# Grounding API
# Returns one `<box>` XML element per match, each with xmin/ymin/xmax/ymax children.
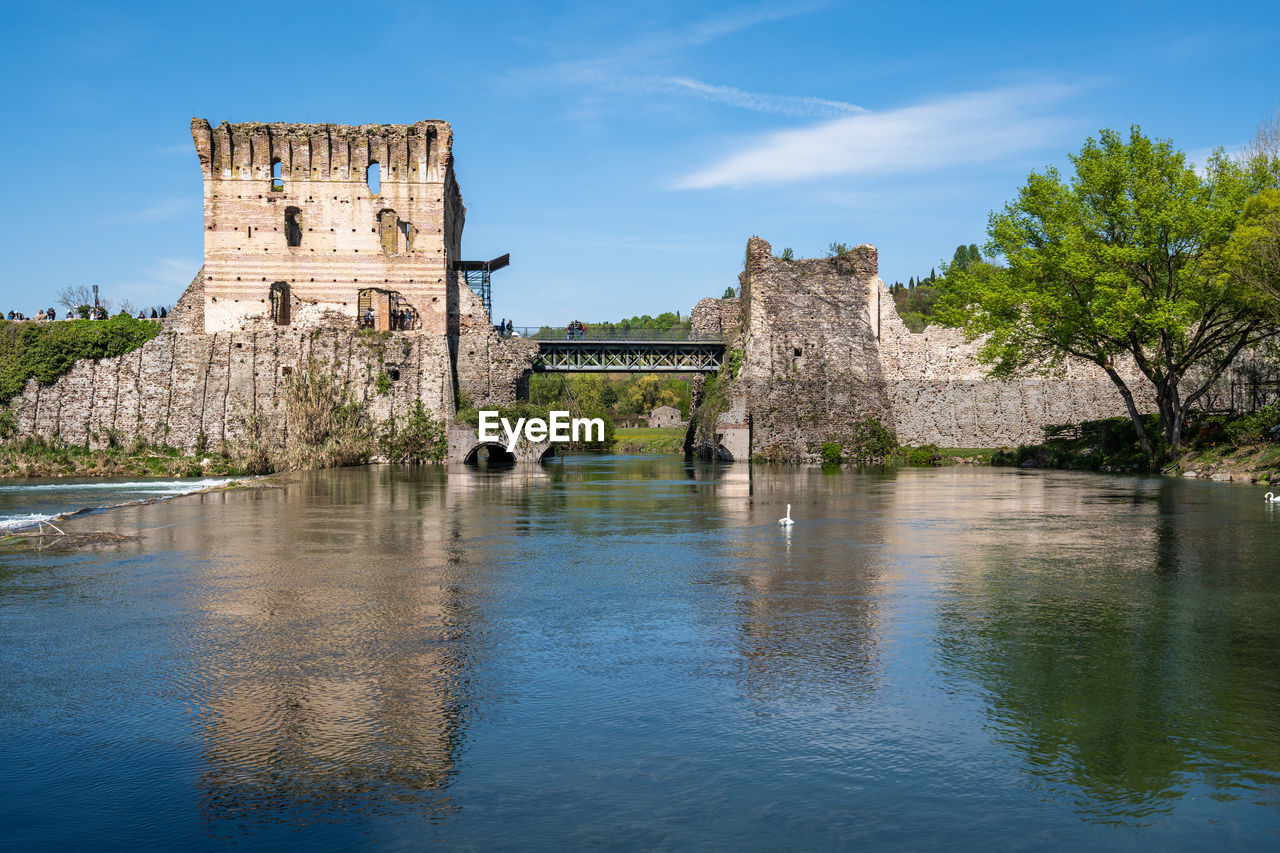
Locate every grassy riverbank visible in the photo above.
<box><xmin>0</xmin><ymin>437</ymin><xmax>250</xmax><ymax>478</ymax></box>
<box><xmin>613</xmin><ymin>427</ymin><xmax>685</xmax><ymax>454</ymax></box>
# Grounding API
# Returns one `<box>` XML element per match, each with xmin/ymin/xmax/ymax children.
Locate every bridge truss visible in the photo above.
<box><xmin>534</xmin><ymin>340</ymin><xmax>725</xmax><ymax>373</ymax></box>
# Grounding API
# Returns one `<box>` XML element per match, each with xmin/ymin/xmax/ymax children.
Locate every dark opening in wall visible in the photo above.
<box><xmin>377</xmin><ymin>209</ymin><xmax>398</xmax><ymax>254</ymax></box>
<box><xmin>388</xmin><ymin>368</ymin><xmax>400</xmax><ymax>381</ymax></box>
<box><xmin>271</xmin><ymin>160</ymin><xmax>284</xmax><ymax>192</ymax></box>
<box><xmin>270</xmin><ymin>282</ymin><xmax>291</xmax><ymax>326</ymax></box>
<box><xmin>793</xmin><ymin>347</ymin><xmax>803</xmax><ymax>357</ymax></box>
<box><xmin>284</xmin><ymin>207</ymin><xmax>302</xmax><ymax>247</ymax></box>
<box><xmin>367</xmin><ymin>161</ymin><xmax>381</xmax><ymax>194</ymax></box>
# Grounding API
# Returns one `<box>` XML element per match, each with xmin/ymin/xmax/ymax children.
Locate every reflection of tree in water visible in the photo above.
<box><xmin>175</xmin><ymin>467</ymin><xmax>485</xmax><ymax>828</ymax></box>
<box><xmin>934</xmin><ymin>484</ymin><xmax>1280</xmax><ymax>823</ymax></box>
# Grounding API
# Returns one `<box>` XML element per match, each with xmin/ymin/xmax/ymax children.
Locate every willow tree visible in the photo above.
<box><xmin>939</xmin><ymin>126</ymin><xmax>1280</xmax><ymax>461</ymax></box>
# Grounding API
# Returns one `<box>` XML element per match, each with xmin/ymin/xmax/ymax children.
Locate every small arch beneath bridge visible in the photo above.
<box><xmin>463</xmin><ymin>443</ymin><xmax>517</xmax><ymax>467</ymax></box>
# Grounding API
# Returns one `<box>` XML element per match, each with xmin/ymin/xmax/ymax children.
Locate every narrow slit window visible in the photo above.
<box><xmin>367</xmin><ymin>161</ymin><xmax>381</xmax><ymax>194</ymax></box>
<box><xmin>271</xmin><ymin>160</ymin><xmax>284</xmax><ymax>192</ymax></box>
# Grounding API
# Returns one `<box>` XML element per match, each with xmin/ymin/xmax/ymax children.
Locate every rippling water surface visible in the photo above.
<box><xmin>2</xmin><ymin>458</ymin><xmax>1279</xmax><ymax>849</ymax></box>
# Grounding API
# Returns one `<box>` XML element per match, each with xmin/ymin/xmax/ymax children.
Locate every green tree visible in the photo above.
<box><xmin>1221</xmin><ymin>188</ymin><xmax>1280</xmax><ymax>304</ymax></box>
<box><xmin>722</xmin><ymin>286</ymin><xmax>736</xmax><ymax>298</ymax></box>
<box><xmin>625</xmin><ymin>374</ymin><xmax>679</xmax><ymax>413</ymax></box>
<box><xmin>951</xmin><ymin>243</ymin><xmax>983</xmax><ymax>270</ymax></box>
<box><xmin>939</xmin><ymin>126</ymin><xmax>1280</xmax><ymax>460</ymax></box>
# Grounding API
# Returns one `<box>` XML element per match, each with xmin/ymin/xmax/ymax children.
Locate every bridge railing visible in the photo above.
<box><xmin>496</xmin><ymin>325</ymin><xmax>724</xmax><ymax>342</ymax></box>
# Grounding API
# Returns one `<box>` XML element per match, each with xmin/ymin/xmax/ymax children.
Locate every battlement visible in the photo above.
<box><xmin>190</xmin><ymin>118</ymin><xmax>455</xmax><ymax>184</ymax></box>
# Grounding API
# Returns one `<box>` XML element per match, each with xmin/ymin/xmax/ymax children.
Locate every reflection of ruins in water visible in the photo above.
<box><xmin>141</xmin><ymin>466</ymin><xmax>539</xmax><ymax>826</ymax></box>
<box><xmin>690</xmin><ymin>466</ymin><xmax>896</xmax><ymax>706</ymax></box>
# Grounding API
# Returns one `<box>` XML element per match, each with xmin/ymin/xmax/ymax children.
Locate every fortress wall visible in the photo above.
<box><xmin>8</xmin><ymin>331</ymin><xmax>455</xmax><ymax>452</ymax></box>
<box><xmin>873</xmin><ymin>279</ymin><xmax>1149</xmax><ymax>447</ymax></box>
<box><xmin>717</xmin><ymin>237</ymin><xmax>1155</xmax><ymax>460</ymax></box>
<box><xmin>452</xmin><ymin>332</ymin><xmax>539</xmax><ymax>409</ymax></box>
<box><xmin>733</xmin><ymin>238</ymin><xmax>893</xmax><ymax>463</ymax></box>
<box><xmin>691</xmin><ymin>296</ymin><xmax>741</xmax><ymax>339</ymax></box>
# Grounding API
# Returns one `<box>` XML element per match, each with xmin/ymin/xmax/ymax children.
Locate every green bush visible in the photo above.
<box><xmin>723</xmin><ymin>348</ymin><xmax>742</xmax><ymax>380</ymax></box>
<box><xmin>379</xmin><ymin>400</ymin><xmax>447</xmax><ymax>462</ymax></box>
<box><xmin>820</xmin><ymin>441</ymin><xmax>842</xmax><ymax>464</ymax></box>
<box><xmin>905</xmin><ymin>444</ymin><xmax>941</xmax><ymax>466</ymax></box>
<box><xmin>0</xmin><ymin>316</ymin><xmax>162</xmax><ymax>405</ymax></box>
<box><xmin>847</xmin><ymin>416</ymin><xmax>897</xmax><ymax>462</ymax></box>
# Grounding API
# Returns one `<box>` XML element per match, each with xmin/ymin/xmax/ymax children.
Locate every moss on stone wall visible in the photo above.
<box><xmin>0</xmin><ymin>317</ymin><xmax>162</xmax><ymax>406</ymax></box>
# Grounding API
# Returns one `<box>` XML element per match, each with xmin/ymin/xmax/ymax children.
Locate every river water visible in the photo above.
<box><xmin>1</xmin><ymin>457</ymin><xmax>1278</xmax><ymax>849</ymax></box>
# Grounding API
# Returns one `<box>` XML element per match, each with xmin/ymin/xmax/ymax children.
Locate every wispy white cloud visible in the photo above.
<box><xmin>505</xmin><ymin>3</ymin><xmax>827</xmax><ymax>90</ymax></box>
<box><xmin>657</xmin><ymin>77</ymin><xmax>863</xmax><ymax>118</ymax></box>
<box><xmin>674</xmin><ymin>83</ymin><xmax>1081</xmax><ymax>189</ymax></box>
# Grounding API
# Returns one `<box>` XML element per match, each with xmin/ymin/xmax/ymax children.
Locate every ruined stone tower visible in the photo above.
<box><xmin>190</xmin><ymin>119</ymin><xmax>465</xmax><ymax>334</ymax></box>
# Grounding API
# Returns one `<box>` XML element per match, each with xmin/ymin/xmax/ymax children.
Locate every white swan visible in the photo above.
<box><xmin>779</xmin><ymin>504</ymin><xmax>795</xmax><ymax>526</ymax></box>
<box><xmin>1266</xmin><ymin>492</ymin><xmax>1280</xmax><ymax>503</ymax></box>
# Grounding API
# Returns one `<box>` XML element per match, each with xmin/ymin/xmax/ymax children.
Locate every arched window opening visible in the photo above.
<box><xmin>366</xmin><ymin>161</ymin><xmax>381</xmax><ymax>194</ymax></box>
<box><xmin>271</xmin><ymin>160</ymin><xmax>284</xmax><ymax>192</ymax></box>
<box><xmin>284</xmin><ymin>207</ymin><xmax>302</xmax><ymax>247</ymax></box>
<box><xmin>270</xmin><ymin>282</ymin><xmax>291</xmax><ymax>326</ymax></box>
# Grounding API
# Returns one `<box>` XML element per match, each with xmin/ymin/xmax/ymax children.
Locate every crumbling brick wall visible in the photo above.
<box><xmin>691</xmin><ymin>297</ymin><xmax>741</xmax><ymax>340</ymax></box>
<box><xmin>873</xmin><ymin>279</ymin><xmax>1150</xmax><ymax>446</ymax></box>
<box><xmin>190</xmin><ymin>118</ymin><xmax>461</xmax><ymax>335</ymax></box>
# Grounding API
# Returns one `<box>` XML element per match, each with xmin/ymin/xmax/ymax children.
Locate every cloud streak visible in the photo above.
<box><xmin>674</xmin><ymin>84</ymin><xmax>1080</xmax><ymax>189</ymax></box>
<box><xmin>505</xmin><ymin>2</ymin><xmax>827</xmax><ymax>90</ymax></box>
<box><xmin>658</xmin><ymin>77</ymin><xmax>863</xmax><ymax>118</ymax></box>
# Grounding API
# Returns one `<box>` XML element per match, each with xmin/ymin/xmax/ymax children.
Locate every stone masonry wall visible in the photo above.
<box><xmin>873</xmin><ymin>279</ymin><xmax>1151</xmax><ymax>446</ymax></box>
<box><xmin>691</xmin><ymin>296</ymin><xmax>741</xmax><ymax>340</ymax></box>
<box><xmin>7</xmin><ymin>329</ymin><xmax>455</xmax><ymax>452</ymax></box>
<box><xmin>721</xmin><ymin>237</ymin><xmax>1156</xmax><ymax>459</ymax></box>
<box><xmin>734</xmin><ymin>237</ymin><xmax>893</xmax><ymax>463</ymax></box>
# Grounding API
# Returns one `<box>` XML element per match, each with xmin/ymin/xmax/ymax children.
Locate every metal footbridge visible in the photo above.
<box><xmin>502</xmin><ymin>326</ymin><xmax>725</xmax><ymax>373</ymax></box>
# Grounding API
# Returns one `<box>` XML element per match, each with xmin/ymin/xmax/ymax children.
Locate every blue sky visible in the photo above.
<box><xmin>1</xmin><ymin>0</ymin><xmax>1277</xmax><ymax>323</ymax></box>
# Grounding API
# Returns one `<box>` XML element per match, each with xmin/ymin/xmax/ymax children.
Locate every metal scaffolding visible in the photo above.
<box><xmin>453</xmin><ymin>254</ymin><xmax>510</xmax><ymax>319</ymax></box>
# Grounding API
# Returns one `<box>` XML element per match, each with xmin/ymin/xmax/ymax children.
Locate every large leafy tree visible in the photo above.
<box><xmin>939</xmin><ymin>127</ymin><xmax>1280</xmax><ymax>461</ymax></box>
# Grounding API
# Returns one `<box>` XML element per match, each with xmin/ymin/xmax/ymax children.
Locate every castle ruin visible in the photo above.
<box><xmin>2</xmin><ymin>118</ymin><xmax>1149</xmax><ymax>464</ymax></box>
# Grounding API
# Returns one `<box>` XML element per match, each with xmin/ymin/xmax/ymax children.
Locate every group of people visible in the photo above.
<box><xmin>359</xmin><ymin>307</ymin><xmax>417</xmax><ymax>331</ymax></box>
<box><xmin>4</xmin><ymin>305</ymin><xmax>165</xmax><ymax>321</ymax></box>
<box><xmin>565</xmin><ymin>320</ymin><xmax>587</xmax><ymax>340</ymax></box>
<box><xmin>495</xmin><ymin>318</ymin><xmax>516</xmax><ymax>338</ymax></box>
